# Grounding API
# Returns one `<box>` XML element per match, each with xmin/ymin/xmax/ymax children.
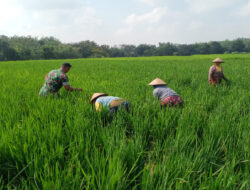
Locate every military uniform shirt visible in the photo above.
<box><xmin>39</xmin><ymin>69</ymin><xmax>69</xmax><ymax>96</ymax></box>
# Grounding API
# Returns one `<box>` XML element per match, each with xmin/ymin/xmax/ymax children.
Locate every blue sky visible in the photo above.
<box><xmin>0</xmin><ymin>0</ymin><xmax>250</xmax><ymax>45</ymax></box>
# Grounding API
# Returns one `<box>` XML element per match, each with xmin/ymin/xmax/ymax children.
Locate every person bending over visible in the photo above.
<box><xmin>90</xmin><ymin>93</ymin><xmax>130</xmax><ymax>114</ymax></box>
<box><xmin>39</xmin><ymin>63</ymin><xmax>82</xmax><ymax>96</ymax></box>
<box><xmin>149</xmin><ymin>78</ymin><xmax>183</xmax><ymax>107</ymax></box>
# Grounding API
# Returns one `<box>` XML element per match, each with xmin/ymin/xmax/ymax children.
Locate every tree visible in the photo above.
<box><xmin>39</xmin><ymin>37</ymin><xmax>61</xmax><ymax>46</ymax></box>
<box><xmin>100</xmin><ymin>45</ymin><xmax>111</xmax><ymax>57</ymax></box>
<box><xmin>0</xmin><ymin>35</ymin><xmax>250</xmax><ymax>60</ymax></box>
<box><xmin>0</xmin><ymin>38</ymin><xmax>19</xmax><ymax>60</ymax></box>
<box><xmin>135</xmin><ymin>44</ymin><xmax>156</xmax><ymax>56</ymax></box>
<box><xmin>43</xmin><ymin>46</ymin><xmax>55</xmax><ymax>59</ymax></box>
<box><xmin>220</xmin><ymin>40</ymin><xmax>232</xmax><ymax>53</ymax></box>
<box><xmin>232</xmin><ymin>39</ymin><xmax>245</xmax><ymax>52</ymax></box>
<box><xmin>157</xmin><ymin>43</ymin><xmax>177</xmax><ymax>56</ymax></box>
<box><xmin>209</xmin><ymin>41</ymin><xmax>224</xmax><ymax>54</ymax></box>
<box><xmin>120</xmin><ymin>45</ymin><xmax>136</xmax><ymax>57</ymax></box>
<box><xmin>197</xmin><ymin>43</ymin><xmax>211</xmax><ymax>54</ymax></box>
<box><xmin>74</xmin><ymin>40</ymin><xmax>99</xmax><ymax>58</ymax></box>
<box><xmin>55</xmin><ymin>44</ymin><xmax>81</xmax><ymax>59</ymax></box>
<box><xmin>243</xmin><ymin>39</ymin><xmax>250</xmax><ymax>52</ymax></box>
<box><xmin>109</xmin><ymin>47</ymin><xmax>124</xmax><ymax>57</ymax></box>
<box><xmin>176</xmin><ymin>44</ymin><xmax>195</xmax><ymax>55</ymax></box>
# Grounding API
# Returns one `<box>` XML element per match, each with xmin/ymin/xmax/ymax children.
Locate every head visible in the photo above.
<box><xmin>90</xmin><ymin>93</ymin><xmax>108</xmax><ymax>104</ymax></box>
<box><xmin>61</xmin><ymin>62</ymin><xmax>72</xmax><ymax>73</ymax></box>
<box><xmin>148</xmin><ymin>78</ymin><xmax>167</xmax><ymax>87</ymax></box>
<box><xmin>153</xmin><ymin>85</ymin><xmax>166</xmax><ymax>89</ymax></box>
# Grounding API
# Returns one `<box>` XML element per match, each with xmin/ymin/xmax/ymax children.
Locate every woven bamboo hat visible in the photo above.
<box><xmin>148</xmin><ymin>78</ymin><xmax>167</xmax><ymax>86</ymax></box>
<box><xmin>90</xmin><ymin>93</ymin><xmax>108</xmax><ymax>103</ymax></box>
<box><xmin>213</xmin><ymin>58</ymin><xmax>224</xmax><ymax>63</ymax></box>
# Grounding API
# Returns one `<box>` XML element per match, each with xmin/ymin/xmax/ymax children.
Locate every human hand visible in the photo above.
<box><xmin>76</xmin><ymin>88</ymin><xmax>82</xmax><ymax>91</ymax></box>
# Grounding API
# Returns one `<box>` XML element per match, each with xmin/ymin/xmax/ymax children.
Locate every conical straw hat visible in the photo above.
<box><xmin>148</xmin><ymin>78</ymin><xmax>167</xmax><ymax>86</ymax></box>
<box><xmin>212</xmin><ymin>58</ymin><xmax>224</xmax><ymax>63</ymax></box>
<box><xmin>90</xmin><ymin>93</ymin><xmax>108</xmax><ymax>103</ymax></box>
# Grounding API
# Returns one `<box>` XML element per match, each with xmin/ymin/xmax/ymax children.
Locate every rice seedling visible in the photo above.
<box><xmin>0</xmin><ymin>54</ymin><xmax>249</xmax><ymax>189</ymax></box>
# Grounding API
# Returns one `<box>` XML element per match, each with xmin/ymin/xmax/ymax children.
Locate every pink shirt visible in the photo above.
<box><xmin>208</xmin><ymin>65</ymin><xmax>225</xmax><ymax>84</ymax></box>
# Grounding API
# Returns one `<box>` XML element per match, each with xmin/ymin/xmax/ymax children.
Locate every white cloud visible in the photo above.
<box><xmin>124</xmin><ymin>7</ymin><xmax>167</xmax><ymax>25</ymax></box>
<box><xmin>187</xmin><ymin>21</ymin><xmax>203</xmax><ymax>31</ymax></box>
<box><xmin>237</xmin><ymin>0</ymin><xmax>250</xmax><ymax>16</ymax></box>
<box><xmin>1</xmin><ymin>0</ymin><xmax>249</xmax><ymax>45</ymax></box>
<box><xmin>115</xmin><ymin>27</ymin><xmax>133</xmax><ymax>36</ymax></box>
<box><xmin>114</xmin><ymin>7</ymin><xmax>168</xmax><ymax>43</ymax></box>
<box><xmin>31</xmin><ymin>7</ymin><xmax>102</xmax><ymax>42</ymax></box>
<box><xmin>114</xmin><ymin>7</ymin><xmax>192</xmax><ymax>44</ymax></box>
<box><xmin>14</xmin><ymin>0</ymin><xmax>85</xmax><ymax>10</ymax></box>
<box><xmin>137</xmin><ymin>0</ymin><xmax>157</xmax><ymax>6</ymax></box>
<box><xmin>0</xmin><ymin>0</ymin><xmax>102</xmax><ymax>43</ymax></box>
<box><xmin>185</xmin><ymin>0</ymin><xmax>234</xmax><ymax>13</ymax></box>
<box><xmin>0</xmin><ymin>1</ymin><xmax>22</xmax><ymax>27</ymax></box>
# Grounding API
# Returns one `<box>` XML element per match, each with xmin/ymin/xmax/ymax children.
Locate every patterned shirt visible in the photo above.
<box><xmin>39</xmin><ymin>69</ymin><xmax>69</xmax><ymax>96</ymax></box>
<box><xmin>208</xmin><ymin>65</ymin><xmax>225</xmax><ymax>84</ymax></box>
<box><xmin>153</xmin><ymin>86</ymin><xmax>179</xmax><ymax>101</ymax></box>
<box><xmin>95</xmin><ymin>96</ymin><xmax>124</xmax><ymax>111</ymax></box>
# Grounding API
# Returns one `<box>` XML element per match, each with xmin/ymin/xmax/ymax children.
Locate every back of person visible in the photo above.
<box><xmin>96</xmin><ymin>96</ymin><xmax>121</xmax><ymax>109</ymax></box>
<box><xmin>148</xmin><ymin>78</ymin><xmax>183</xmax><ymax>107</ymax></box>
<box><xmin>39</xmin><ymin>63</ymin><xmax>82</xmax><ymax>97</ymax></box>
<box><xmin>45</xmin><ymin>69</ymin><xmax>66</xmax><ymax>92</ymax></box>
<box><xmin>153</xmin><ymin>86</ymin><xmax>179</xmax><ymax>101</ymax></box>
<box><xmin>39</xmin><ymin>69</ymin><xmax>68</xmax><ymax>96</ymax></box>
<box><xmin>91</xmin><ymin>93</ymin><xmax>130</xmax><ymax>113</ymax></box>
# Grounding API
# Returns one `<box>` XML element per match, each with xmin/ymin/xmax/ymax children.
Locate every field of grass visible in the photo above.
<box><xmin>0</xmin><ymin>54</ymin><xmax>249</xmax><ymax>189</ymax></box>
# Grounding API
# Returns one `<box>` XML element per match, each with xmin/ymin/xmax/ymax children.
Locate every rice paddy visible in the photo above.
<box><xmin>0</xmin><ymin>54</ymin><xmax>249</xmax><ymax>189</ymax></box>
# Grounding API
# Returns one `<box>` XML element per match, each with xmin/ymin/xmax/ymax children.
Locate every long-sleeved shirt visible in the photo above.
<box><xmin>208</xmin><ymin>65</ymin><xmax>225</xmax><ymax>84</ymax></box>
<box><xmin>39</xmin><ymin>69</ymin><xmax>69</xmax><ymax>96</ymax></box>
<box><xmin>153</xmin><ymin>86</ymin><xmax>179</xmax><ymax>101</ymax></box>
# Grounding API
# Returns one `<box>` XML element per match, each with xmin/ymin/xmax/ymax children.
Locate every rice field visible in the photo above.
<box><xmin>0</xmin><ymin>54</ymin><xmax>249</xmax><ymax>189</ymax></box>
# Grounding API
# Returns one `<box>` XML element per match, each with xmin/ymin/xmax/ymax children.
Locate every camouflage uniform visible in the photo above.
<box><xmin>39</xmin><ymin>69</ymin><xmax>69</xmax><ymax>96</ymax></box>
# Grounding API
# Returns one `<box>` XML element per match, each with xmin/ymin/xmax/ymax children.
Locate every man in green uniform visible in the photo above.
<box><xmin>39</xmin><ymin>63</ymin><xmax>82</xmax><ymax>96</ymax></box>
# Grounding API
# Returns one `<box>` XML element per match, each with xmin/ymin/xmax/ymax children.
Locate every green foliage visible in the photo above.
<box><xmin>1</xmin><ymin>35</ymin><xmax>250</xmax><ymax>61</ymax></box>
<box><xmin>232</xmin><ymin>39</ymin><xmax>246</xmax><ymax>52</ymax></box>
<box><xmin>0</xmin><ymin>55</ymin><xmax>249</xmax><ymax>189</ymax></box>
<box><xmin>158</xmin><ymin>43</ymin><xmax>176</xmax><ymax>56</ymax></box>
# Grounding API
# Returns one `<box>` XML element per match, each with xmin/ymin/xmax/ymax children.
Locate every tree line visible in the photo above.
<box><xmin>0</xmin><ymin>35</ymin><xmax>249</xmax><ymax>61</ymax></box>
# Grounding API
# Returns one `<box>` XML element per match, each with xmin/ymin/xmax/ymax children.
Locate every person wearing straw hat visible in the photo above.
<box><xmin>90</xmin><ymin>93</ymin><xmax>130</xmax><ymax>114</ymax></box>
<box><xmin>208</xmin><ymin>58</ymin><xmax>229</xmax><ymax>85</ymax></box>
<box><xmin>149</xmin><ymin>78</ymin><xmax>183</xmax><ymax>107</ymax></box>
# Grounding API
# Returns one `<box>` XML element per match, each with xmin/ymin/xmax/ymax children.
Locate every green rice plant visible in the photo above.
<box><xmin>0</xmin><ymin>54</ymin><xmax>249</xmax><ymax>189</ymax></box>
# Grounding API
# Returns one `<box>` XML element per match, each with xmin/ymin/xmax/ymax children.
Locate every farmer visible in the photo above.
<box><xmin>39</xmin><ymin>63</ymin><xmax>82</xmax><ymax>96</ymax></box>
<box><xmin>149</xmin><ymin>78</ymin><xmax>183</xmax><ymax>107</ymax></box>
<box><xmin>208</xmin><ymin>58</ymin><xmax>229</xmax><ymax>85</ymax></box>
<box><xmin>90</xmin><ymin>93</ymin><xmax>130</xmax><ymax>114</ymax></box>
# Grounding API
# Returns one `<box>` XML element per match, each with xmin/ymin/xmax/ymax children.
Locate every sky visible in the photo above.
<box><xmin>0</xmin><ymin>0</ymin><xmax>250</xmax><ymax>45</ymax></box>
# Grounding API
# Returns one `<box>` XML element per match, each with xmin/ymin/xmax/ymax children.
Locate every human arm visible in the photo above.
<box><xmin>64</xmin><ymin>85</ymin><xmax>82</xmax><ymax>92</ymax></box>
<box><xmin>95</xmin><ymin>102</ymin><xmax>102</xmax><ymax>111</ymax></box>
<box><xmin>153</xmin><ymin>88</ymin><xmax>158</xmax><ymax>99</ymax></box>
<box><xmin>208</xmin><ymin>66</ymin><xmax>216</xmax><ymax>85</ymax></box>
<box><xmin>222</xmin><ymin>75</ymin><xmax>229</xmax><ymax>82</ymax></box>
<box><xmin>221</xmin><ymin>66</ymin><xmax>229</xmax><ymax>82</ymax></box>
<box><xmin>62</xmin><ymin>74</ymin><xmax>82</xmax><ymax>92</ymax></box>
